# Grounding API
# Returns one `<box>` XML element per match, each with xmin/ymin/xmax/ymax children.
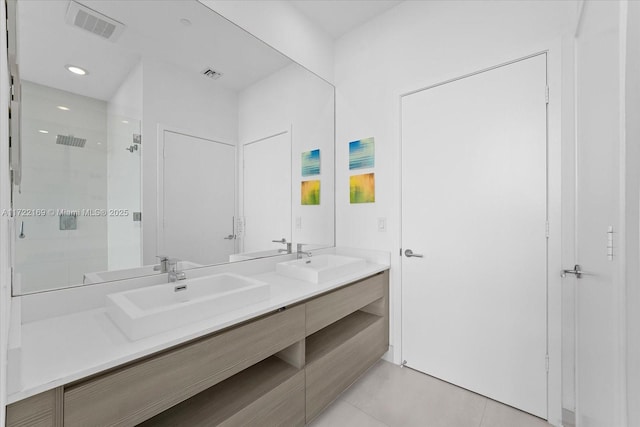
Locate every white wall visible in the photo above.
<box><xmin>141</xmin><ymin>56</ymin><xmax>238</xmax><ymax>265</ymax></box>
<box><xmin>238</xmin><ymin>63</ymin><xmax>335</xmax><ymax>250</ymax></box>
<box><xmin>1</xmin><ymin>0</ymin><xmax>12</xmax><ymax>423</ymax></box>
<box><xmin>625</xmin><ymin>1</ymin><xmax>640</xmax><ymax>425</ymax></box>
<box><xmin>573</xmin><ymin>2</ymin><xmax>625</xmax><ymax>424</ymax></box>
<box><xmin>107</xmin><ymin>62</ymin><xmax>143</xmax><ymax>270</ymax></box>
<box><xmin>199</xmin><ymin>0</ymin><xmax>334</xmax><ymax>84</ymax></box>
<box><xmin>15</xmin><ymin>82</ymin><xmax>108</xmax><ymax>293</ymax></box>
<box><xmin>334</xmin><ymin>1</ymin><xmax>575</xmax><ymax>424</ymax></box>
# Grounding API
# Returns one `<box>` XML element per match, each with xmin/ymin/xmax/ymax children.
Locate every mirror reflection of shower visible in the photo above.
<box><xmin>12</xmin><ymin>80</ymin><xmax>143</xmax><ymax>293</ymax></box>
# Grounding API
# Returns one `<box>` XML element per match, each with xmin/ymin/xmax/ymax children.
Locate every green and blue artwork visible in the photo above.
<box><xmin>301</xmin><ymin>149</ymin><xmax>320</xmax><ymax>176</ymax></box>
<box><xmin>349</xmin><ymin>137</ymin><xmax>375</xmax><ymax>170</ymax></box>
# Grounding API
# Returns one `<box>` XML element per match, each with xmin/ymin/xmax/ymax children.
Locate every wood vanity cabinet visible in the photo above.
<box><xmin>6</xmin><ymin>270</ymin><xmax>389</xmax><ymax>427</ymax></box>
<box><xmin>5</xmin><ymin>389</ymin><xmax>62</xmax><ymax>427</ymax></box>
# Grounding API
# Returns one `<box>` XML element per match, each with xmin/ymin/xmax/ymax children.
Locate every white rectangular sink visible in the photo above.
<box><xmin>106</xmin><ymin>273</ymin><xmax>270</xmax><ymax>340</ymax></box>
<box><xmin>276</xmin><ymin>254</ymin><xmax>367</xmax><ymax>284</ymax></box>
<box><xmin>84</xmin><ymin>261</ymin><xmax>202</xmax><ymax>284</ymax></box>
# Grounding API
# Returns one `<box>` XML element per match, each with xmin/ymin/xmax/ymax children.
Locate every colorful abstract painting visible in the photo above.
<box><xmin>349</xmin><ymin>137</ymin><xmax>375</xmax><ymax>170</ymax></box>
<box><xmin>301</xmin><ymin>149</ymin><xmax>321</xmax><ymax>176</ymax></box>
<box><xmin>350</xmin><ymin>173</ymin><xmax>375</xmax><ymax>204</ymax></box>
<box><xmin>301</xmin><ymin>180</ymin><xmax>320</xmax><ymax>205</ymax></box>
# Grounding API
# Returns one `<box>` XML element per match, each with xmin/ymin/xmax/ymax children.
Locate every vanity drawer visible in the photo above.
<box><xmin>63</xmin><ymin>305</ymin><xmax>305</xmax><ymax>427</ymax></box>
<box><xmin>306</xmin><ymin>272</ymin><xmax>385</xmax><ymax>336</ymax></box>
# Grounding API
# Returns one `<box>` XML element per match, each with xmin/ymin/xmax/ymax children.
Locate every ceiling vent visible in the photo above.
<box><xmin>201</xmin><ymin>68</ymin><xmax>223</xmax><ymax>80</ymax></box>
<box><xmin>65</xmin><ymin>1</ymin><xmax>125</xmax><ymax>42</ymax></box>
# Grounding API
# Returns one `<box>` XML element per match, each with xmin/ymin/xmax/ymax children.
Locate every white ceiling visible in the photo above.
<box><xmin>289</xmin><ymin>0</ymin><xmax>403</xmax><ymax>39</ymax></box>
<box><xmin>17</xmin><ymin>0</ymin><xmax>291</xmax><ymax>101</ymax></box>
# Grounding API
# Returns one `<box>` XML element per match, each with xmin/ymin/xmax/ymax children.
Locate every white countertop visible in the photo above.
<box><xmin>8</xmin><ymin>249</ymin><xmax>389</xmax><ymax>404</ymax></box>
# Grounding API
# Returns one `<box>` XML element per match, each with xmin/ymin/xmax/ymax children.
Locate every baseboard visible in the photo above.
<box><xmin>382</xmin><ymin>345</ymin><xmax>395</xmax><ymax>363</ymax></box>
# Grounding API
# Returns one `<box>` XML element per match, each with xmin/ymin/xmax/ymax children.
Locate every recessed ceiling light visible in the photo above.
<box><xmin>97</xmin><ymin>142</ymin><xmax>102</xmax><ymax>145</ymax></box>
<box><xmin>179</xmin><ymin>18</ymin><xmax>192</xmax><ymax>26</ymax></box>
<box><xmin>57</xmin><ymin>106</ymin><xmax>70</xmax><ymax>111</ymax></box>
<box><xmin>122</xmin><ymin>120</ymin><xmax>129</xmax><ymax>124</ymax></box>
<box><xmin>65</xmin><ymin>65</ymin><xmax>88</xmax><ymax>76</ymax></box>
<box><xmin>38</xmin><ymin>130</ymin><xmax>49</xmax><ymax>134</ymax></box>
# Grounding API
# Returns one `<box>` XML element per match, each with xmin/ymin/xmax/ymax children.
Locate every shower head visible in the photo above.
<box><xmin>56</xmin><ymin>134</ymin><xmax>86</xmax><ymax>148</ymax></box>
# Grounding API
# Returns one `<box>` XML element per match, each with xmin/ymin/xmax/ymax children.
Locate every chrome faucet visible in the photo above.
<box><xmin>154</xmin><ymin>255</ymin><xmax>170</xmax><ymax>273</ymax></box>
<box><xmin>168</xmin><ymin>258</ymin><xmax>186</xmax><ymax>283</ymax></box>
<box><xmin>296</xmin><ymin>243</ymin><xmax>312</xmax><ymax>259</ymax></box>
<box><xmin>273</xmin><ymin>238</ymin><xmax>292</xmax><ymax>254</ymax></box>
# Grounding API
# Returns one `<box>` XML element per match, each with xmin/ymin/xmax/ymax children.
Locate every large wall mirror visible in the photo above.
<box><xmin>9</xmin><ymin>0</ymin><xmax>335</xmax><ymax>295</ymax></box>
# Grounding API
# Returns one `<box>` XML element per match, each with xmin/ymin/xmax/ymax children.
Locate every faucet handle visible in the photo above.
<box><xmin>154</xmin><ymin>255</ymin><xmax>170</xmax><ymax>272</ymax></box>
<box><xmin>168</xmin><ymin>258</ymin><xmax>180</xmax><ymax>271</ymax></box>
<box><xmin>272</xmin><ymin>238</ymin><xmax>287</xmax><ymax>244</ymax></box>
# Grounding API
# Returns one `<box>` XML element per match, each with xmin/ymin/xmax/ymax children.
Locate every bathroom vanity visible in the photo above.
<box><xmin>6</xmin><ymin>251</ymin><xmax>389</xmax><ymax>426</ymax></box>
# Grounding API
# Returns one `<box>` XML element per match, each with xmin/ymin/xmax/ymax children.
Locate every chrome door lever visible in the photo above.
<box><xmin>224</xmin><ymin>234</ymin><xmax>235</xmax><ymax>240</ymax></box>
<box><xmin>404</xmin><ymin>249</ymin><xmax>423</xmax><ymax>258</ymax></box>
<box><xmin>562</xmin><ymin>264</ymin><xmax>582</xmax><ymax>279</ymax></box>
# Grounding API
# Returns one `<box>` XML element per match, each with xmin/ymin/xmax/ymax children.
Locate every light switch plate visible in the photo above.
<box><xmin>378</xmin><ymin>217</ymin><xmax>386</xmax><ymax>232</ymax></box>
<box><xmin>296</xmin><ymin>216</ymin><xmax>302</xmax><ymax>229</ymax></box>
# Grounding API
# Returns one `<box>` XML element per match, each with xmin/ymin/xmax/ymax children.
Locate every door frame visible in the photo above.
<box><xmin>395</xmin><ymin>46</ymin><xmax>564</xmax><ymax>425</ymax></box>
<box><xmin>156</xmin><ymin>124</ymin><xmax>237</xmax><ymax>257</ymax></box>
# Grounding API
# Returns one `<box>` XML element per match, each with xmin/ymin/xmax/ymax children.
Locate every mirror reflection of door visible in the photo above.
<box><xmin>161</xmin><ymin>130</ymin><xmax>236</xmax><ymax>266</ymax></box>
<box><xmin>242</xmin><ymin>131</ymin><xmax>292</xmax><ymax>254</ymax></box>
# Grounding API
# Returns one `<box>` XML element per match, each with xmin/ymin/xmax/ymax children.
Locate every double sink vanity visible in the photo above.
<box><xmin>6</xmin><ymin>248</ymin><xmax>390</xmax><ymax>426</ymax></box>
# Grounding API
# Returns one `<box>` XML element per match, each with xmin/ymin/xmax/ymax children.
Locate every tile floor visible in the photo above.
<box><xmin>309</xmin><ymin>360</ymin><xmax>551</xmax><ymax>427</ymax></box>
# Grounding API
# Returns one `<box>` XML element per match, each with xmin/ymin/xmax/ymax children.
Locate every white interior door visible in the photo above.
<box><xmin>242</xmin><ymin>131</ymin><xmax>291</xmax><ymax>253</ymax></box>
<box><xmin>162</xmin><ymin>130</ymin><xmax>236</xmax><ymax>265</ymax></box>
<box><xmin>573</xmin><ymin>2</ymin><xmax>624</xmax><ymax>425</ymax></box>
<box><xmin>401</xmin><ymin>54</ymin><xmax>548</xmax><ymax>418</ymax></box>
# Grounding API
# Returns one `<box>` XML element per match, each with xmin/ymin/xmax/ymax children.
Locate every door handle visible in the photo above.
<box><xmin>224</xmin><ymin>234</ymin><xmax>235</xmax><ymax>240</ymax></box>
<box><xmin>404</xmin><ymin>249</ymin><xmax>423</xmax><ymax>258</ymax></box>
<box><xmin>562</xmin><ymin>264</ymin><xmax>582</xmax><ymax>279</ymax></box>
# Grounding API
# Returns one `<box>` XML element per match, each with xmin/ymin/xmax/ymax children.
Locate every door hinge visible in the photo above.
<box><xmin>545</xmin><ymin>354</ymin><xmax>549</xmax><ymax>372</ymax></box>
<box><xmin>545</xmin><ymin>221</ymin><xmax>550</xmax><ymax>238</ymax></box>
<box><xmin>545</xmin><ymin>85</ymin><xmax>549</xmax><ymax>104</ymax></box>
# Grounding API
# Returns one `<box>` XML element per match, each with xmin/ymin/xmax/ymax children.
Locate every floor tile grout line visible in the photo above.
<box><xmin>339</xmin><ymin>397</ymin><xmax>391</xmax><ymax>427</ymax></box>
<box><xmin>478</xmin><ymin>398</ymin><xmax>489</xmax><ymax>427</ymax></box>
